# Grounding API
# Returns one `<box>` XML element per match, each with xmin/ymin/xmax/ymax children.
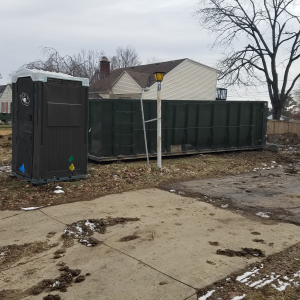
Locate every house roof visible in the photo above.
<box><xmin>93</xmin><ymin>58</ymin><xmax>186</xmax><ymax>92</ymax></box>
<box><xmin>0</xmin><ymin>85</ymin><xmax>7</xmax><ymax>96</ymax></box>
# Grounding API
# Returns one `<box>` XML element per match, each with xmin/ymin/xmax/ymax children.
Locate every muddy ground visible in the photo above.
<box><xmin>0</xmin><ymin>133</ymin><xmax>296</xmax><ymax>211</ymax></box>
<box><xmin>0</xmin><ymin>132</ymin><xmax>300</xmax><ymax>300</ymax></box>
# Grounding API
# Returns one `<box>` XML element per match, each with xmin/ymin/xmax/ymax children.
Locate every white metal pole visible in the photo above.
<box><xmin>140</xmin><ymin>89</ymin><xmax>150</xmax><ymax>167</ymax></box>
<box><xmin>157</xmin><ymin>82</ymin><xmax>162</xmax><ymax>168</ymax></box>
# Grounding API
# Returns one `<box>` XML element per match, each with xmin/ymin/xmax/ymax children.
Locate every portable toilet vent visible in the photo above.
<box><xmin>11</xmin><ymin>69</ymin><xmax>89</xmax><ymax>184</ymax></box>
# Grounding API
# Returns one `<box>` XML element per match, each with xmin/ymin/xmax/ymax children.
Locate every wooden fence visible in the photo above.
<box><xmin>267</xmin><ymin>120</ymin><xmax>300</xmax><ymax>136</ymax></box>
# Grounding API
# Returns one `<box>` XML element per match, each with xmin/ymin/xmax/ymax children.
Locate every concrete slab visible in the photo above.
<box><xmin>167</xmin><ymin>170</ymin><xmax>300</xmax><ymax>224</ymax></box>
<box><xmin>38</xmin><ymin>189</ymin><xmax>300</xmax><ymax>289</ymax></box>
<box><xmin>0</xmin><ymin>211</ymin><xmax>24</xmax><ymax>220</ymax></box>
<box><xmin>0</xmin><ymin>210</ymin><xmax>64</xmax><ymax>246</ymax></box>
<box><xmin>1</xmin><ymin>188</ymin><xmax>300</xmax><ymax>299</ymax></box>
<box><xmin>2</xmin><ymin>242</ymin><xmax>195</xmax><ymax>300</ymax></box>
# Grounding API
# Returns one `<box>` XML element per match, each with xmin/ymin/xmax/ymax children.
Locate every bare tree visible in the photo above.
<box><xmin>14</xmin><ymin>47</ymin><xmax>105</xmax><ymax>86</ymax></box>
<box><xmin>196</xmin><ymin>0</ymin><xmax>300</xmax><ymax>120</ymax></box>
<box><xmin>110</xmin><ymin>45</ymin><xmax>141</xmax><ymax>70</ymax></box>
<box><xmin>146</xmin><ymin>57</ymin><xmax>163</xmax><ymax>64</ymax></box>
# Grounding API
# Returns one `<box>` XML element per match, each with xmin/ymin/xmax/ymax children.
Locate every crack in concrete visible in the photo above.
<box><xmin>183</xmin><ymin>292</ymin><xmax>197</xmax><ymax>300</ymax></box>
<box><xmin>32</xmin><ymin>210</ymin><xmax>198</xmax><ymax>293</ymax></box>
<box><xmin>102</xmin><ymin>242</ymin><xmax>198</xmax><ymax>291</ymax></box>
<box><xmin>0</xmin><ymin>212</ymin><xmax>24</xmax><ymax>220</ymax></box>
<box><xmin>38</xmin><ymin>209</ymin><xmax>68</xmax><ymax>225</ymax></box>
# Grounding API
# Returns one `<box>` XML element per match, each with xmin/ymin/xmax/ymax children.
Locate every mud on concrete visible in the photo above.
<box><xmin>62</xmin><ymin>217</ymin><xmax>140</xmax><ymax>247</ymax></box>
<box><xmin>216</xmin><ymin>248</ymin><xmax>265</xmax><ymax>258</ymax></box>
<box><xmin>29</xmin><ymin>264</ymin><xmax>85</xmax><ymax>295</ymax></box>
<box><xmin>0</xmin><ymin>241</ymin><xmax>59</xmax><ymax>271</ymax></box>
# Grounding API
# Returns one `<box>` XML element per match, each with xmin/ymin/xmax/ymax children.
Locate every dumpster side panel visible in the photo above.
<box><xmin>88</xmin><ymin>99</ymin><xmax>268</xmax><ymax>161</ymax></box>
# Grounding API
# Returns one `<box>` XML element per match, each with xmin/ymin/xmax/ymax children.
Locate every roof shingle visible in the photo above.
<box><xmin>92</xmin><ymin>58</ymin><xmax>186</xmax><ymax>92</ymax></box>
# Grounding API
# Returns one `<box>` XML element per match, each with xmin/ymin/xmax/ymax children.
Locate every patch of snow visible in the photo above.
<box><xmin>76</xmin><ymin>225</ymin><xmax>83</xmax><ymax>233</ymax></box>
<box><xmin>54</xmin><ymin>190</ymin><xmax>64</xmax><ymax>194</ymax></box>
<box><xmin>170</xmin><ymin>190</ymin><xmax>176</xmax><ymax>193</ymax></box>
<box><xmin>56</xmin><ymin>186</ymin><xmax>62</xmax><ymax>189</ymax></box>
<box><xmin>198</xmin><ymin>290</ymin><xmax>215</xmax><ymax>300</ymax></box>
<box><xmin>294</xmin><ymin>270</ymin><xmax>300</xmax><ymax>277</ymax></box>
<box><xmin>236</xmin><ymin>268</ymin><xmax>260</xmax><ymax>283</ymax></box>
<box><xmin>272</xmin><ymin>279</ymin><xmax>291</xmax><ymax>291</ymax></box>
<box><xmin>0</xmin><ymin>252</ymin><xmax>5</xmax><ymax>256</ymax></box>
<box><xmin>255</xmin><ymin>275</ymin><xmax>280</xmax><ymax>288</ymax></box>
<box><xmin>256</xmin><ymin>212</ymin><xmax>270</xmax><ymax>218</ymax></box>
<box><xmin>85</xmin><ymin>220</ymin><xmax>96</xmax><ymax>231</ymax></box>
<box><xmin>0</xmin><ymin>165</ymin><xmax>11</xmax><ymax>173</ymax></box>
<box><xmin>21</xmin><ymin>206</ymin><xmax>43</xmax><ymax>211</ymax></box>
<box><xmin>53</xmin><ymin>281</ymin><xmax>60</xmax><ymax>287</ymax></box>
<box><xmin>221</xmin><ymin>204</ymin><xmax>228</xmax><ymax>208</ymax></box>
<box><xmin>231</xmin><ymin>295</ymin><xmax>246</xmax><ymax>300</ymax></box>
<box><xmin>249</xmin><ymin>279</ymin><xmax>263</xmax><ymax>287</ymax></box>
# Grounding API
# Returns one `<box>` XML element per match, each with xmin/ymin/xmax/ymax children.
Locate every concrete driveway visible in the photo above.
<box><xmin>167</xmin><ymin>167</ymin><xmax>300</xmax><ymax>225</ymax></box>
<box><xmin>1</xmin><ymin>186</ymin><xmax>300</xmax><ymax>300</ymax></box>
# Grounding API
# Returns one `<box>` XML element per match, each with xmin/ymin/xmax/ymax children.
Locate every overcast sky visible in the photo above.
<box><xmin>1</xmin><ymin>0</ymin><xmax>300</xmax><ymax>103</ymax></box>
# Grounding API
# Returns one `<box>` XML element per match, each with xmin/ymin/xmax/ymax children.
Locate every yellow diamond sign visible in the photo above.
<box><xmin>69</xmin><ymin>164</ymin><xmax>75</xmax><ymax>171</ymax></box>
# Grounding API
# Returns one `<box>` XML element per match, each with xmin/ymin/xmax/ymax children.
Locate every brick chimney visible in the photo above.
<box><xmin>100</xmin><ymin>56</ymin><xmax>110</xmax><ymax>75</ymax></box>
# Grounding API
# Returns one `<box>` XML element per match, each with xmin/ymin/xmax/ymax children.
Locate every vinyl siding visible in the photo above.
<box><xmin>111</xmin><ymin>72</ymin><xmax>141</xmax><ymax>95</ymax></box>
<box><xmin>0</xmin><ymin>85</ymin><xmax>12</xmax><ymax>113</ymax></box>
<box><xmin>144</xmin><ymin>59</ymin><xmax>217</xmax><ymax>100</ymax></box>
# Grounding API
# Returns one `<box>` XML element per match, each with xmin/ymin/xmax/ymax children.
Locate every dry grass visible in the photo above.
<box><xmin>0</xmin><ymin>133</ymin><xmax>281</xmax><ymax>211</ymax></box>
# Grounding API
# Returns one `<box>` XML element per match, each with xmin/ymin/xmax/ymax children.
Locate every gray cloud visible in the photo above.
<box><xmin>0</xmin><ymin>0</ymin><xmax>218</xmax><ymax>83</ymax></box>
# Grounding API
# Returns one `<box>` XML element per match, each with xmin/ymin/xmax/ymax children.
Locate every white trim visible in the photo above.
<box><xmin>12</xmin><ymin>69</ymin><xmax>89</xmax><ymax>86</ymax></box>
<box><xmin>185</xmin><ymin>58</ymin><xmax>219</xmax><ymax>72</ymax></box>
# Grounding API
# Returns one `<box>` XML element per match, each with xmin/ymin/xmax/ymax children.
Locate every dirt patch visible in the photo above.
<box><xmin>253</xmin><ymin>239</ymin><xmax>266</xmax><ymax>244</ymax></box>
<box><xmin>209</xmin><ymin>241</ymin><xmax>219</xmax><ymax>246</ymax></box>
<box><xmin>197</xmin><ymin>242</ymin><xmax>300</xmax><ymax>300</ymax></box>
<box><xmin>0</xmin><ymin>289</ymin><xmax>23</xmax><ymax>300</ymax></box>
<box><xmin>0</xmin><ymin>144</ymin><xmax>282</xmax><ymax>211</ymax></box>
<box><xmin>60</xmin><ymin>235</ymin><xmax>74</xmax><ymax>248</ymax></box>
<box><xmin>74</xmin><ymin>275</ymin><xmax>85</xmax><ymax>283</ymax></box>
<box><xmin>61</xmin><ymin>217</ymin><xmax>139</xmax><ymax>247</ymax></box>
<box><xmin>0</xmin><ymin>241</ymin><xmax>59</xmax><ymax>270</ymax></box>
<box><xmin>267</xmin><ymin>132</ymin><xmax>300</xmax><ymax>146</ymax></box>
<box><xmin>43</xmin><ymin>295</ymin><xmax>61</xmax><ymax>300</ymax></box>
<box><xmin>78</xmin><ymin>237</ymin><xmax>100</xmax><ymax>246</ymax></box>
<box><xmin>52</xmin><ymin>248</ymin><xmax>66</xmax><ymax>259</ymax></box>
<box><xmin>216</xmin><ymin>248</ymin><xmax>265</xmax><ymax>258</ymax></box>
<box><xmin>251</xmin><ymin>231</ymin><xmax>261</xmax><ymax>235</ymax></box>
<box><xmin>119</xmin><ymin>235</ymin><xmax>140</xmax><ymax>242</ymax></box>
<box><xmin>47</xmin><ymin>232</ymin><xmax>57</xmax><ymax>238</ymax></box>
<box><xmin>63</xmin><ymin>217</ymin><xmax>140</xmax><ymax>238</ymax></box>
<box><xmin>29</xmin><ymin>265</ymin><xmax>85</xmax><ymax>295</ymax></box>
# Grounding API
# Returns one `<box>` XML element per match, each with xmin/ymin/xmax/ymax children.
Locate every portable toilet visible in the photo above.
<box><xmin>11</xmin><ymin>69</ymin><xmax>89</xmax><ymax>184</ymax></box>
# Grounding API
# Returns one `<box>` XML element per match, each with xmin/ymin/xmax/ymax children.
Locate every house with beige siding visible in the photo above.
<box><xmin>92</xmin><ymin>58</ymin><xmax>219</xmax><ymax>100</ymax></box>
<box><xmin>0</xmin><ymin>84</ymin><xmax>12</xmax><ymax>116</ymax></box>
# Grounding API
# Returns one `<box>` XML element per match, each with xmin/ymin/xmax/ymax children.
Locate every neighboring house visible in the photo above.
<box><xmin>0</xmin><ymin>84</ymin><xmax>12</xmax><ymax>121</ymax></box>
<box><xmin>91</xmin><ymin>57</ymin><xmax>220</xmax><ymax>100</ymax></box>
